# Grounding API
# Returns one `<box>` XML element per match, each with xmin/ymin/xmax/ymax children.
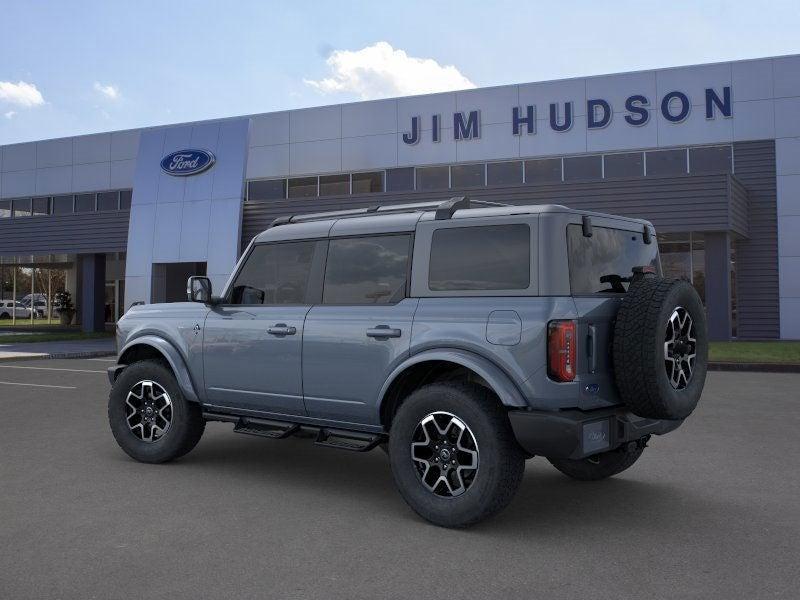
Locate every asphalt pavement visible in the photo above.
<box><xmin>1</xmin><ymin>359</ymin><xmax>799</xmax><ymax>599</ymax></box>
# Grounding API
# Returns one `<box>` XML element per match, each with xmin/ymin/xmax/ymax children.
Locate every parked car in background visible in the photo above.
<box><xmin>0</xmin><ymin>301</ymin><xmax>32</xmax><ymax>320</ymax></box>
<box><xmin>20</xmin><ymin>294</ymin><xmax>49</xmax><ymax>318</ymax></box>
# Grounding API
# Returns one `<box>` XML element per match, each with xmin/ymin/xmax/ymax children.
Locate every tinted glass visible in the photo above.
<box><xmin>386</xmin><ymin>167</ymin><xmax>415</xmax><ymax>192</ymax></box>
<box><xmin>323</xmin><ymin>235</ymin><xmax>410</xmax><ymax>304</ymax></box>
<box><xmin>98</xmin><ymin>191</ymin><xmax>119</xmax><ymax>211</ymax></box>
<box><xmin>429</xmin><ymin>225</ymin><xmax>530</xmax><ymax>291</ymax></box>
<box><xmin>74</xmin><ymin>194</ymin><xmax>96</xmax><ymax>212</ymax></box>
<box><xmin>288</xmin><ymin>177</ymin><xmax>317</xmax><ymax>198</ymax></box>
<box><xmin>248</xmin><ymin>179</ymin><xmax>286</xmax><ymax>201</ymax></box>
<box><xmin>319</xmin><ymin>174</ymin><xmax>350</xmax><ymax>196</ymax></box>
<box><xmin>451</xmin><ymin>163</ymin><xmax>485</xmax><ymax>188</ymax></box>
<box><xmin>32</xmin><ymin>197</ymin><xmax>50</xmax><ymax>215</ymax></box>
<box><xmin>230</xmin><ymin>241</ymin><xmax>317</xmax><ymax>305</ymax></box>
<box><xmin>12</xmin><ymin>198</ymin><xmax>32</xmax><ymax>217</ymax></box>
<box><xmin>690</xmin><ymin>145</ymin><xmax>732</xmax><ymax>173</ymax></box>
<box><xmin>0</xmin><ymin>200</ymin><xmax>11</xmax><ymax>218</ymax></box>
<box><xmin>487</xmin><ymin>161</ymin><xmax>523</xmax><ymax>185</ymax></box>
<box><xmin>564</xmin><ymin>155</ymin><xmax>602</xmax><ymax>181</ymax></box>
<box><xmin>352</xmin><ymin>171</ymin><xmax>384</xmax><ymax>194</ymax></box>
<box><xmin>604</xmin><ymin>152</ymin><xmax>644</xmax><ymax>178</ymax></box>
<box><xmin>52</xmin><ymin>195</ymin><xmax>73</xmax><ymax>214</ymax></box>
<box><xmin>416</xmin><ymin>166</ymin><xmax>449</xmax><ymax>191</ymax></box>
<box><xmin>120</xmin><ymin>190</ymin><xmax>132</xmax><ymax>210</ymax></box>
<box><xmin>525</xmin><ymin>158</ymin><xmax>562</xmax><ymax>183</ymax></box>
<box><xmin>646</xmin><ymin>149</ymin><xmax>686</xmax><ymax>176</ymax></box>
<box><xmin>567</xmin><ymin>225</ymin><xmax>660</xmax><ymax>294</ymax></box>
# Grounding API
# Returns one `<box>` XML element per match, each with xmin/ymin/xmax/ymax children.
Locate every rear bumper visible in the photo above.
<box><xmin>508</xmin><ymin>406</ymin><xmax>683</xmax><ymax>460</ymax></box>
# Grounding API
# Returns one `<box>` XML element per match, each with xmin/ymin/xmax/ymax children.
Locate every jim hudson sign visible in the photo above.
<box><xmin>401</xmin><ymin>86</ymin><xmax>732</xmax><ymax>145</ymax></box>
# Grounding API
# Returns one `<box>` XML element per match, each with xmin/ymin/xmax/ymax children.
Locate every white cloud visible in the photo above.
<box><xmin>4</xmin><ymin>110</ymin><xmax>17</xmax><ymax>119</ymax></box>
<box><xmin>304</xmin><ymin>41</ymin><xmax>475</xmax><ymax>100</ymax></box>
<box><xmin>94</xmin><ymin>82</ymin><xmax>121</xmax><ymax>100</ymax></box>
<box><xmin>0</xmin><ymin>81</ymin><xmax>44</xmax><ymax>107</ymax></box>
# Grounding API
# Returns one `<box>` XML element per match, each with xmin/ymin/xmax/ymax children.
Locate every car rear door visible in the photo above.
<box><xmin>202</xmin><ymin>239</ymin><xmax>326</xmax><ymax>416</ymax></box>
<box><xmin>302</xmin><ymin>220</ymin><xmax>417</xmax><ymax>426</ymax></box>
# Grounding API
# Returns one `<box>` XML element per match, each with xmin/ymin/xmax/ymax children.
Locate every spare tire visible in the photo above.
<box><xmin>612</xmin><ymin>276</ymin><xmax>708</xmax><ymax>420</ymax></box>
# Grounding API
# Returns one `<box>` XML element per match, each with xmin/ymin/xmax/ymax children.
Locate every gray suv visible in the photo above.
<box><xmin>108</xmin><ymin>197</ymin><xmax>707</xmax><ymax>528</ymax></box>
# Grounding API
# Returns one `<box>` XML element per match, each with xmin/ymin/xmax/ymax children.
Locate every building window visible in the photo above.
<box><xmin>120</xmin><ymin>190</ymin><xmax>133</xmax><ymax>210</ymax></box>
<box><xmin>52</xmin><ymin>195</ymin><xmax>74</xmax><ymax>214</ymax></box>
<box><xmin>352</xmin><ymin>171</ymin><xmax>384</xmax><ymax>194</ymax></box>
<box><xmin>287</xmin><ymin>177</ymin><xmax>317</xmax><ymax>198</ymax></box>
<box><xmin>323</xmin><ymin>235</ymin><xmax>411</xmax><ymax>304</ymax></box>
<box><xmin>74</xmin><ymin>194</ymin><xmax>96</xmax><ymax>212</ymax></box>
<box><xmin>386</xmin><ymin>167</ymin><xmax>415</xmax><ymax>192</ymax></box>
<box><xmin>604</xmin><ymin>152</ymin><xmax>644</xmax><ymax>178</ymax></box>
<box><xmin>657</xmin><ymin>232</ymin><xmax>706</xmax><ymax>305</ymax></box>
<box><xmin>32</xmin><ymin>197</ymin><xmax>50</xmax><ymax>216</ymax></box>
<box><xmin>416</xmin><ymin>166</ymin><xmax>450</xmax><ymax>191</ymax></box>
<box><xmin>524</xmin><ymin>158</ymin><xmax>562</xmax><ymax>184</ymax></box>
<box><xmin>487</xmin><ymin>161</ymin><xmax>523</xmax><ymax>186</ymax></box>
<box><xmin>319</xmin><ymin>174</ymin><xmax>350</xmax><ymax>197</ymax></box>
<box><xmin>12</xmin><ymin>198</ymin><xmax>32</xmax><ymax>218</ymax></box>
<box><xmin>451</xmin><ymin>163</ymin><xmax>485</xmax><ymax>188</ymax></box>
<box><xmin>564</xmin><ymin>155</ymin><xmax>602</xmax><ymax>181</ymax></box>
<box><xmin>0</xmin><ymin>200</ymin><xmax>10</xmax><ymax>218</ymax></box>
<box><xmin>248</xmin><ymin>179</ymin><xmax>286</xmax><ymax>201</ymax></box>
<box><xmin>690</xmin><ymin>145</ymin><xmax>732</xmax><ymax>174</ymax></box>
<box><xmin>646</xmin><ymin>149</ymin><xmax>687</xmax><ymax>176</ymax></box>
<box><xmin>98</xmin><ymin>191</ymin><xmax>119</xmax><ymax>211</ymax></box>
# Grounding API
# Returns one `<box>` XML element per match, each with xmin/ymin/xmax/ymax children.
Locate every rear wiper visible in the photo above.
<box><xmin>599</xmin><ymin>274</ymin><xmax>629</xmax><ymax>293</ymax></box>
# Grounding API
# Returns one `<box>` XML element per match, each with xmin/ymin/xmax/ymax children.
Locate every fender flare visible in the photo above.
<box><xmin>117</xmin><ymin>335</ymin><xmax>200</xmax><ymax>403</ymax></box>
<box><xmin>378</xmin><ymin>348</ymin><xmax>528</xmax><ymax>416</ymax></box>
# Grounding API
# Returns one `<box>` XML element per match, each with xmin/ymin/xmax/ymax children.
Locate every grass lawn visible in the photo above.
<box><xmin>709</xmin><ymin>341</ymin><xmax>800</xmax><ymax>364</ymax></box>
<box><xmin>0</xmin><ymin>331</ymin><xmax>113</xmax><ymax>344</ymax></box>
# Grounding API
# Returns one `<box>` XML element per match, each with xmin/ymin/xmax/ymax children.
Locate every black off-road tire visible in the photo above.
<box><xmin>108</xmin><ymin>360</ymin><xmax>205</xmax><ymax>463</ymax></box>
<box><xmin>548</xmin><ymin>443</ymin><xmax>645</xmax><ymax>481</ymax></box>
<box><xmin>388</xmin><ymin>382</ymin><xmax>525</xmax><ymax>528</ymax></box>
<box><xmin>613</xmin><ymin>277</ymin><xmax>708</xmax><ymax>420</ymax></box>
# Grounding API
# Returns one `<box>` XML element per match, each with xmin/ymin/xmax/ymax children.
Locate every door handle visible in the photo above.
<box><xmin>366</xmin><ymin>325</ymin><xmax>402</xmax><ymax>339</ymax></box>
<box><xmin>267</xmin><ymin>323</ymin><xmax>297</xmax><ymax>336</ymax></box>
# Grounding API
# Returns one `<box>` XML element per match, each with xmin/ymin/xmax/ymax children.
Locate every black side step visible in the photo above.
<box><xmin>233</xmin><ymin>417</ymin><xmax>299</xmax><ymax>439</ymax></box>
<box><xmin>315</xmin><ymin>428</ymin><xmax>382</xmax><ymax>452</ymax></box>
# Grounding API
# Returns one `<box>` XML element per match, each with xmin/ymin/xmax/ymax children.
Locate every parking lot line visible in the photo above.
<box><xmin>87</xmin><ymin>358</ymin><xmax>116</xmax><ymax>362</ymax></box>
<box><xmin>0</xmin><ymin>365</ymin><xmax>106</xmax><ymax>374</ymax></box>
<box><xmin>0</xmin><ymin>380</ymin><xmax>77</xmax><ymax>389</ymax></box>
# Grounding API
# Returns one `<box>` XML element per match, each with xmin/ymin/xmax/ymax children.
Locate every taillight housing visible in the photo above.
<box><xmin>548</xmin><ymin>320</ymin><xmax>577</xmax><ymax>382</ymax></box>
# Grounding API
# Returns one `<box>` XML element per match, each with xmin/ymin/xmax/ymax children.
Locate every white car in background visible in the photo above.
<box><xmin>0</xmin><ymin>301</ymin><xmax>32</xmax><ymax>320</ymax></box>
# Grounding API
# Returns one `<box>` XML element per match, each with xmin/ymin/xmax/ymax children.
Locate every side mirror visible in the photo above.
<box><xmin>187</xmin><ymin>276</ymin><xmax>212</xmax><ymax>303</ymax></box>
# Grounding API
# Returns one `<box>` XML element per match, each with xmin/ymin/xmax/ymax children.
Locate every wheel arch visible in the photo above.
<box><xmin>116</xmin><ymin>336</ymin><xmax>200</xmax><ymax>403</ymax></box>
<box><xmin>378</xmin><ymin>349</ymin><xmax>527</xmax><ymax>429</ymax></box>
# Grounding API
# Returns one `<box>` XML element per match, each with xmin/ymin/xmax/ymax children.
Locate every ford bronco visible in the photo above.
<box><xmin>108</xmin><ymin>197</ymin><xmax>707</xmax><ymax>528</ymax></box>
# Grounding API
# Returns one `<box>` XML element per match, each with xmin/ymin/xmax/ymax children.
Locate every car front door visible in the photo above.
<box><xmin>302</xmin><ymin>233</ymin><xmax>417</xmax><ymax>426</ymax></box>
<box><xmin>202</xmin><ymin>239</ymin><xmax>325</xmax><ymax>416</ymax></box>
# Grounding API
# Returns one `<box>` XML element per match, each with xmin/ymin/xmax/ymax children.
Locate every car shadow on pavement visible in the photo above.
<box><xmin>118</xmin><ymin>426</ymin><xmax>751</xmax><ymax>538</ymax></box>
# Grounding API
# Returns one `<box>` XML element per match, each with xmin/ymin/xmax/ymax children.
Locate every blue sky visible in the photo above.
<box><xmin>1</xmin><ymin>0</ymin><xmax>799</xmax><ymax>144</ymax></box>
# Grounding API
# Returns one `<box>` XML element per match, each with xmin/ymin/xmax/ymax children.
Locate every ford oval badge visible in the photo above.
<box><xmin>160</xmin><ymin>149</ymin><xmax>215</xmax><ymax>176</ymax></box>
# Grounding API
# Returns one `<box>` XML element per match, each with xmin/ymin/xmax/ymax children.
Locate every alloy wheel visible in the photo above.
<box><xmin>410</xmin><ymin>412</ymin><xmax>479</xmax><ymax>497</ymax></box>
<box><xmin>124</xmin><ymin>380</ymin><xmax>173</xmax><ymax>442</ymax></box>
<box><xmin>664</xmin><ymin>306</ymin><xmax>696</xmax><ymax>390</ymax></box>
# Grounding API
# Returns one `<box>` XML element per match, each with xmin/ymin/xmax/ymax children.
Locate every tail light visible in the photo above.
<box><xmin>548</xmin><ymin>320</ymin><xmax>577</xmax><ymax>382</ymax></box>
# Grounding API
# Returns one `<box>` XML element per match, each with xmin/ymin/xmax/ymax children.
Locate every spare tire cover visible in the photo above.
<box><xmin>612</xmin><ymin>277</ymin><xmax>708</xmax><ymax>420</ymax></box>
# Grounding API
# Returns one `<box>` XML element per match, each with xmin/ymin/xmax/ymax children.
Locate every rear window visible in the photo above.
<box><xmin>323</xmin><ymin>235</ymin><xmax>410</xmax><ymax>304</ymax></box>
<box><xmin>429</xmin><ymin>224</ymin><xmax>530</xmax><ymax>291</ymax></box>
<box><xmin>567</xmin><ymin>224</ymin><xmax>660</xmax><ymax>294</ymax></box>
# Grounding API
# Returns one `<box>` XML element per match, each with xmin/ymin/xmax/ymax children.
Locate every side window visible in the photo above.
<box><xmin>230</xmin><ymin>241</ymin><xmax>317</xmax><ymax>305</ymax></box>
<box><xmin>323</xmin><ymin>235</ymin><xmax>410</xmax><ymax>304</ymax></box>
<box><xmin>429</xmin><ymin>224</ymin><xmax>530</xmax><ymax>291</ymax></box>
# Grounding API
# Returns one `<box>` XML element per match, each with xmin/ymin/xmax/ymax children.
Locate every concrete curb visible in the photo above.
<box><xmin>709</xmin><ymin>362</ymin><xmax>800</xmax><ymax>373</ymax></box>
<box><xmin>0</xmin><ymin>350</ymin><xmax>116</xmax><ymax>363</ymax></box>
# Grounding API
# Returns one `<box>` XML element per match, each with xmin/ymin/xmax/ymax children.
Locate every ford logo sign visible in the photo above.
<box><xmin>160</xmin><ymin>149</ymin><xmax>215</xmax><ymax>176</ymax></box>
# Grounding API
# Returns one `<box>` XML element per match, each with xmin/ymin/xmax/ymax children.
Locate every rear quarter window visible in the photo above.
<box><xmin>567</xmin><ymin>224</ymin><xmax>660</xmax><ymax>294</ymax></box>
<box><xmin>428</xmin><ymin>224</ymin><xmax>530</xmax><ymax>291</ymax></box>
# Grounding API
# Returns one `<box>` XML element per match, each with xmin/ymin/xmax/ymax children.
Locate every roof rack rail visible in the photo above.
<box><xmin>268</xmin><ymin>196</ymin><xmax>510</xmax><ymax>228</ymax></box>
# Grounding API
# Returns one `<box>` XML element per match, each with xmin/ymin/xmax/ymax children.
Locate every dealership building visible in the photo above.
<box><xmin>1</xmin><ymin>54</ymin><xmax>799</xmax><ymax>340</ymax></box>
